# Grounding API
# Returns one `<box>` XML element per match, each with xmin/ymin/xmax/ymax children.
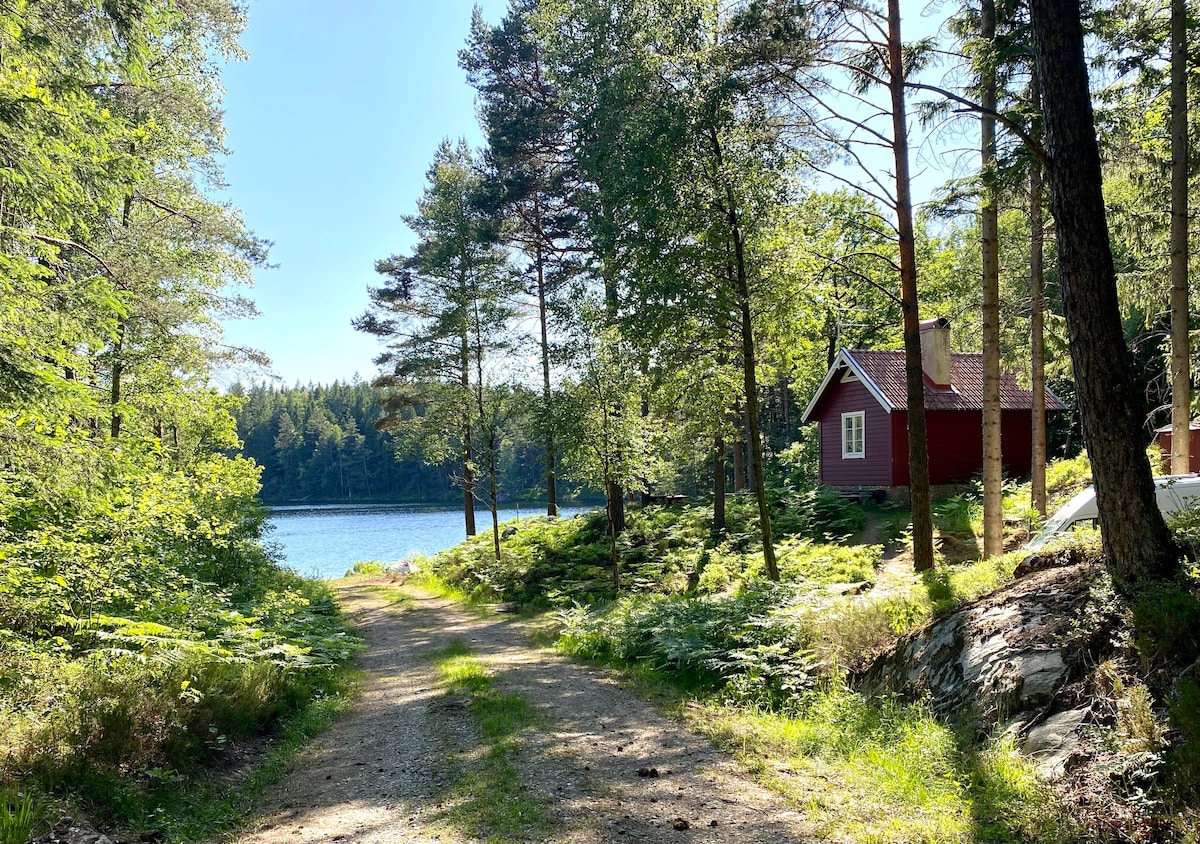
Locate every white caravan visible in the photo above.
<box><xmin>1026</xmin><ymin>474</ymin><xmax>1200</xmax><ymax>551</ymax></box>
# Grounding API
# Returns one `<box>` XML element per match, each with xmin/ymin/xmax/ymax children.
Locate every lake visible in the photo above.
<box><xmin>266</xmin><ymin>503</ymin><xmax>594</xmax><ymax>581</ymax></box>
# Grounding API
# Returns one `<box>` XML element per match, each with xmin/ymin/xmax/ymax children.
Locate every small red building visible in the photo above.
<box><xmin>800</xmin><ymin>319</ymin><xmax>1066</xmax><ymax>493</ymax></box>
<box><xmin>1154</xmin><ymin>422</ymin><xmax>1200</xmax><ymax>474</ymax></box>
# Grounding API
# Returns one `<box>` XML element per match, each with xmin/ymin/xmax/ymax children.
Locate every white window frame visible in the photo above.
<box><xmin>841</xmin><ymin>411</ymin><xmax>865</xmax><ymax>459</ymax></box>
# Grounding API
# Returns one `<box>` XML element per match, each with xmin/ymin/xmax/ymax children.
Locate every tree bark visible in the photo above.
<box><xmin>1170</xmin><ymin>0</ymin><xmax>1191</xmax><ymax>476</ymax></box>
<box><xmin>1029</xmin><ymin>0</ymin><xmax>1178</xmax><ymax>584</ymax></box>
<box><xmin>461</xmin><ymin>331</ymin><xmax>477</xmax><ymax>537</ymax></box>
<box><xmin>743</xmin><ymin>400</ymin><xmax>758</xmax><ymax>494</ymax></box>
<box><xmin>1030</xmin><ymin>78</ymin><xmax>1048</xmax><ymax>517</ymax></box>
<box><xmin>733</xmin><ymin>401</ymin><xmax>746</xmax><ymax>491</ymax></box>
<box><xmin>981</xmin><ymin>0</ymin><xmax>1003</xmax><ymax>558</ymax></box>
<box><xmin>534</xmin><ymin>202</ymin><xmax>559</xmax><ymax>516</ymax></box>
<box><xmin>888</xmin><ymin>0</ymin><xmax>935</xmax><ymax>573</ymax></box>
<box><xmin>714</xmin><ymin>434</ymin><xmax>727</xmax><ymax>532</ymax></box>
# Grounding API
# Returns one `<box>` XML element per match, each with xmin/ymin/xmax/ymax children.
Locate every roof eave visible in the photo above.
<box><xmin>800</xmin><ymin>349</ymin><xmax>896</xmax><ymax>424</ymax></box>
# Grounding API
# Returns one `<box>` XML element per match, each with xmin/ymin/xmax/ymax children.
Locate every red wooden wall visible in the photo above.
<box><xmin>815</xmin><ymin>378</ymin><xmax>893</xmax><ymax>486</ymax></box>
<box><xmin>889</xmin><ymin>410</ymin><xmax>1036</xmax><ymax>486</ymax></box>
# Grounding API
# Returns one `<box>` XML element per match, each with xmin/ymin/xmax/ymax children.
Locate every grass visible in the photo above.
<box><xmin>54</xmin><ymin>670</ymin><xmax>359</xmax><ymax>842</ymax></box>
<box><xmin>429</xmin><ymin>640</ymin><xmax>555</xmax><ymax>843</ymax></box>
<box><xmin>0</xmin><ymin>789</ymin><xmax>41</xmax><ymax>844</ymax></box>
<box><xmin>363</xmin><ymin>584</ymin><xmax>415</xmax><ymax>609</ymax></box>
<box><xmin>685</xmin><ymin>688</ymin><xmax>1077</xmax><ymax>844</ymax></box>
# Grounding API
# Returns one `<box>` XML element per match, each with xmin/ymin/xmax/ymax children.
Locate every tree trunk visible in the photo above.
<box><xmin>607</xmin><ymin>480</ymin><xmax>626</xmax><ymax>535</ymax></box>
<box><xmin>606</xmin><ymin>473</ymin><xmax>621</xmax><ymax>591</ymax></box>
<box><xmin>1170</xmin><ymin>0</ymin><xmax>1191</xmax><ymax>476</ymax></box>
<box><xmin>743</xmin><ymin>400</ymin><xmax>758</xmax><ymax>494</ymax></box>
<box><xmin>981</xmin><ymin>0</ymin><xmax>1003</xmax><ymax>559</ymax></box>
<box><xmin>1028</xmin><ymin>0</ymin><xmax>1178</xmax><ymax>585</ymax></box>
<box><xmin>490</xmin><ymin>437</ymin><xmax>501</xmax><ymax>562</ymax></box>
<box><xmin>1030</xmin><ymin>77</ymin><xmax>1048</xmax><ymax>518</ymax></box>
<box><xmin>535</xmin><ymin>205</ymin><xmax>559</xmax><ymax>516</ymax></box>
<box><xmin>111</xmin><ymin>193</ymin><xmax>134</xmax><ymax>440</ymax></box>
<box><xmin>733</xmin><ymin>402</ymin><xmax>746</xmax><ymax>491</ymax></box>
<box><xmin>714</xmin><ymin>434</ymin><xmax>727</xmax><ymax>532</ymax></box>
<box><xmin>110</xmin><ymin>320</ymin><xmax>125</xmax><ymax>439</ymax></box>
<box><xmin>461</xmin><ymin>333</ymin><xmax>476</xmax><ymax>537</ymax></box>
<box><xmin>888</xmin><ymin>0</ymin><xmax>935</xmax><ymax>573</ymax></box>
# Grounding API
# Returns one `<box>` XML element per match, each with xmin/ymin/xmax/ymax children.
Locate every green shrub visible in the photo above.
<box><xmin>426</xmin><ymin>512</ymin><xmax>613</xmax><ymax>607</ymax></box>
<box><xmin>558</xmin><ymin>583</ymin><xmax>819</xmax><ymax>705</ymax></box>
<box><xmin>774</xmin><ymin>538</ymin><xmax>881</xmax><ymax>584</ymax></box>
<box><xmin>345</xmin><ymin>561</ymin><xmax>388</xmax><ymax>576</ymax></box>
<box><xmin>1129</xmin><ymin>581</ymin><xmax>1200</xmax><ymax>671</ymax></box>
<box><xmin>1165</xmin><ymin>676</ymin><xmax>1200</xmax><ymax>810</ymax></box>
<box><xmin>1044</xmin><ymin>452</ymin><xmax>1092</xmax><ymax>506</ymax></box>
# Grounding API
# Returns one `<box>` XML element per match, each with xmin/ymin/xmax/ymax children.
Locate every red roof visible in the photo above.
<box><xmin>797</xmin><ymin>349</ymin><xmax>1068</xmax><ymax>423</ymax></box>
<box><xmin>847</xmin><ymin>349</ymin><xmax>1067</xmax><ymax>411</ymax></box>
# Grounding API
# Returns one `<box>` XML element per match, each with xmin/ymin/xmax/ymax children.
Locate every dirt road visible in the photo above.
<box><xmin>231</xmin><ymin>582</ymin><xmax>816</xmax><ymax>844</ymax></box>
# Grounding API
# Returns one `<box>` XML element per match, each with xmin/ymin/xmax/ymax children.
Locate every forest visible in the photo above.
<box><xmin>0</xmin><ymin>1</ymin><xmax>355</xmax><ymax>838</ymax></box>
<box><xmin>351</xmin><ymin>0</ymin><xmax>1189</xmax><ymax>582</ymax></box>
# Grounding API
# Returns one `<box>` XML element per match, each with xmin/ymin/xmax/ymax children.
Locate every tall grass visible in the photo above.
<box><xmin>689</xmin><ymin>686</ymin><xmax>1077</xmax><ymax>844</ymax></box>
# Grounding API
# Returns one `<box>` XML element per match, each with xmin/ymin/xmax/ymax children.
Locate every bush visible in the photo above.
<box><xmin>425</xmin><ymin>512</ymin><xmax>613</xmax><ymax>607</ymax></box>
<box><xmin>558</xmin><ymin>583</ymin><xmax>820</xmax><ymax>706</ymax></box>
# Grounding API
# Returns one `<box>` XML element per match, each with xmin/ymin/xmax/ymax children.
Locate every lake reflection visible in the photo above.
<box><xmin>266</xmin><ymin>503</ymin><xmax>593</xmax><ymax>581</ymax></box>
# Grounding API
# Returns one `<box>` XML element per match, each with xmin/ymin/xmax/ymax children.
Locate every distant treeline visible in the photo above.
<box><xmin>231</xmin><ymin>380</ymin><xmax>584</xmax><ymax>505</ymax></box>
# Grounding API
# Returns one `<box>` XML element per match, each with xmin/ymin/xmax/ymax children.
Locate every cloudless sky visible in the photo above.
<box><xmin>218</xmin><ymin>0</ymin><xmax>504</xmax><ymax>388</ymax></box>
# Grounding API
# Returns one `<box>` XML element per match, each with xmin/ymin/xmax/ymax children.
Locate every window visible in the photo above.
<box><xmin>842</xmin><ymin>412</ymin><xmax>865</xmax><ymax>459</ymax></box>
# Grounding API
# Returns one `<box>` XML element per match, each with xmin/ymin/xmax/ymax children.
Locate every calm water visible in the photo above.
<box><xmin>266</xmin><ymin>503</ymin><xmax>593</xmax><ymax>581</ymax></box>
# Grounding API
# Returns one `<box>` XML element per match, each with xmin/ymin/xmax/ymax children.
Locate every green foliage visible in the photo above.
<box><xmin>426</xmin><ymin>512</ymin><xmax>612</xmax><ymax>606</ymax></box>
<box><xmin>1128</xmin><ymin>579</ymin><xmax>1200</xmax><ymax>671</ymax></box>
<box><xmin>1044</xmin><ymin>452</ymin><xmax>1093</xmax><ymax>506</ymax></box>
<box><xmin>0</xmin><ymin>789</ymin><xmax>42</xmax><ymax>844</ymax></box>
<box><xmin>1165</xmin><ymin>676</ymin><xmax>1200</xmax><ymax>809</ymax></box>
<box><xmin>558</xmin><ymin>584</ymin><xmax>822</xmax><ymax>705</ymax></box>
<box><xmin>347</xmin><ymin>561</ymin><xmax>389</xmax><ymax>576</ymax></box>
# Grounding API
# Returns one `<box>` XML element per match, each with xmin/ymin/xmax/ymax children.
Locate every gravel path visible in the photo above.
<box><xmin>231</xmin><ymin>582</ymin><xmax>817</xmax><ymax>844</ymax></box>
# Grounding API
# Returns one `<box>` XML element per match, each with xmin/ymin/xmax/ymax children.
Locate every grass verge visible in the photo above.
<box><xmin>684</xmin><ymin>690</ymin><xmax>1077</xmax><ymax>844</ymax></box>
<box><xmin>56</xmin><ymin>669</ymin><xmax>360</xmax><ymax>843</ymax></box>
<box><xmin>429</xmin><ymin>640</ymin><xmax>555</xmax><ymax>843</ymax></box>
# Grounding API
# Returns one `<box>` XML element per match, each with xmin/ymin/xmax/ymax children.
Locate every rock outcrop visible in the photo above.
<box><xmin>859</xmin><ymin>555</ymin><xmax>1114</xmax><ymax>735</ymax></box>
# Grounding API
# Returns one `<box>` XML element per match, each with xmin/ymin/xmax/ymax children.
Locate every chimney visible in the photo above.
<box><xmin>919</xmin><ymin>317</ymin><xmax>952</xmax><ymax>387</ymax></box>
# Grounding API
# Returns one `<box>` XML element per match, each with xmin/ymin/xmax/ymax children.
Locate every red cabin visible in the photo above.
<box><xmin>800</xmin><ymin>319</ymin><xmax>1066</xmax><ymax>495</ymax></box>
<box><xmin>1154</xmin><ymin>422</ymin><xmax>1200</xmax><ymax>474</ymax></box>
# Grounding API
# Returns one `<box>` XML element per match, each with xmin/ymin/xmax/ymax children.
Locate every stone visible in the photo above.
<box><xmin>1021</xmin><ymin>707</ymin><xmax>1089</xmax><ymax>780</ymax></box>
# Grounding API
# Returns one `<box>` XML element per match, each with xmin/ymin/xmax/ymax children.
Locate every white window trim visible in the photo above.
<box><xmin>841</xmin><ymin>411</ymin><xmax>865</xmax><ymax>459</ymax></box>
<box><xmin>840</xmin><ymin>369</ymin><xmax>861</xmax><ymax>383</ymax></box>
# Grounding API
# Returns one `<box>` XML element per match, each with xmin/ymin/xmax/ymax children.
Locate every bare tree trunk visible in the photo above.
<box><xmin>1171</xmin><ymin>0</ymin><xmax>1191</xmax><ymax>476</ymax></box>
<box><xmin>1030</xmin><ymin>78</ymin><xmax>1048</xmax><ymax>517</ymax></box>
<box><xmin>534</xmin><ymin>203</ymin><xmax>559</xmax><ymax>515</ymax></box>
<box><xmin>110</xmin><ymin>321</ymin><xmax>125</xmax><ymax>439</ymax></box>
<box><xmin>1029</xmin><ymin>0</ymin><xmax>1178</xmax><ymax>585</ymax></box>
<box><xmin>111</xmin><ymin>193</ymin><xmax>134</xmax><ymax>440</ymax></box>
<box><xmin>743</xmin><ymin>401</ymin><xmax>758</xmax><ymax>494</ymax></box>
<box><xmin>733</xmin><ymin>401</ymin><xmax>746</xmax><ymax>491</ymax></box>
<box><xmin>981</xmin><ymin>0</ymin><xmax>1003</xmax><ymax>558</ymax></box>
<box><xmin>714</xmin><ymin>434</ymin><xmax>727</xmax><ymax>532</ymax></box>
<box><xmin>490</xmin><ymin>437</ymin><xmax>501</xmax><ymax>562</ymax></box>
<box><xmin>888</xmin><ymin>0</ymin><xmax>935</xmax><ymax>573</ymax></box>
<box><xmin>461</xmin><ymin>333</ymin><xmax>476</xmax><ymax>537</ymax></box>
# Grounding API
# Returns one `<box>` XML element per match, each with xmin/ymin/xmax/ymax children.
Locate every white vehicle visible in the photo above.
<box><xmin>1026</xmin><ymin>474</ymin><xmax>1200</xmax><ymax>551</ymax></box>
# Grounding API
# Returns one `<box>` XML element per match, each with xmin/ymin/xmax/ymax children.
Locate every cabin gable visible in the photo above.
<box><xmin>815</xmin><ymin>375</ymin><xmax>893</xmax><ymax>487</ymax></box>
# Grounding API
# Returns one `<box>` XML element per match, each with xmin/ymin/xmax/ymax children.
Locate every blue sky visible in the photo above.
<box><xmin>218</xmin><ymin>0</ymin><xmax>504</xmax><ymax>387</ymax></box>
